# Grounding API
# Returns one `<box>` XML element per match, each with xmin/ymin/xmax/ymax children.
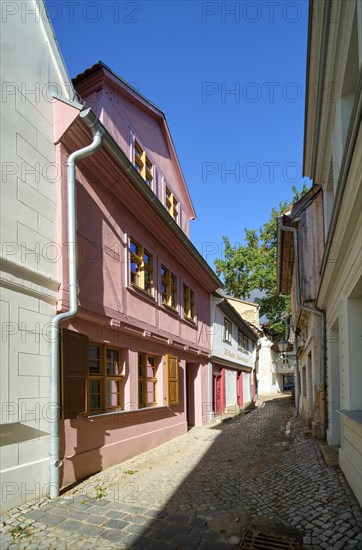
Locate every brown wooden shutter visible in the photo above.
<box><xmin>61</xmin><ymin>329</ymin><xmax>88</xmax><ymax>419</ymax></box>
<box><xmin>167</xmin><ymin>355</ymin><xmax>179</xmax><ymax>405</ymax></box>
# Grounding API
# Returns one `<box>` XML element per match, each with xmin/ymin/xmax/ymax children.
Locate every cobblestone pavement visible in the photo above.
<box><xmin>1</xmin><ymin>396</ymin><xmax>361</xmax><ymax>549</ymax></box>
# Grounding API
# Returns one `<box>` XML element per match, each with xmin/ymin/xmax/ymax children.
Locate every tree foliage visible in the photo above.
<box><xmin>214</xmin><ymin>184</ymin><xmax>308</xmax><ymax>337</ymax></box>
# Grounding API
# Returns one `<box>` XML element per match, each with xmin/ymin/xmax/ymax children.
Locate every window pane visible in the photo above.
<box><xmin>106</xmin><ymin>348</ymin><xmax>120</xmax><ymax>375</ymax></box>
<box><xmin>144</xmin><ymin>251</ymin><xmax>151</xmax><ymax>265</ymax></box>
<box><xmin>90</xmin><ymin>380</ymin><xmax>101</xmax><ymax>410</ymax></box>
<box><xmin>107</xmin><ymin>380</ymin><xmax>120</xmax><ymax>407</ymax></box>
<box><xmin>138</xmin><ymin>354</ymin><xmax>143</xmax><ymax>377</ymax></box>
<box><xmin>90</xmin><ymin>393</ymin><xmax>101</xmax><ymax>410</ymax></box>
<box><xmin>138</xmin><ymin>380</ymin><xmax>144</xmax><ymax>405</ymax></box>
<box><xmin>89</xmin><ymin>345</ymin><xmax>100</xmax><ymax>359</ymax></box>
<box><xmin>130</xmin><ymin>241</ymin><xmax>138</xmax><ymax>255</ymax></box>
<box><xmin>147</xmin><ymin>381</ymin><xmax>155</xmax><ymax>403</ymax></box>
<box><xmin>146</xmin><ymin>365</ymin><xmax>154</xmax><ymax>377</ymax></box>
<box><xmin>90</xmin><ymin>380</ymin><xmax>100</xmax><ymax>393</ymax></box>
<box><xmin>89</xmin><ymin>345</ymin><xmax>101</xmax><ymax>373</ymax></box>
<box><xmin>144</xmin><ymin>270</ymin><xmax>152</xmax><ymax>292</ymax></box>
<box><xmin>89</xmin><ymin>360</ymin><xmax>101</xmax><ymax>374</ymax></box>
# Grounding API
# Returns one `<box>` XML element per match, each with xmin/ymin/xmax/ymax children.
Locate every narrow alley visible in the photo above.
<box><xmin>1</xmin><ymin>395</ymin><xmax>361</xmax><ymax>550</ymax></box>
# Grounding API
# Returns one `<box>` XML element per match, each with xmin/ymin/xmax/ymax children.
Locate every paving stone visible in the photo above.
<box><xmin>149</xmin><ymin>528</ymin><xmax>176</xmax><ymax>541</ymax></box>
<box><xmin>126</xmin><ymin>514</ymin><xmax>147</xmax><ymax>524</ymax></box>
<box><xmin>172</xmin><ymin>533</ymin><xmax>202</xmax><ymax>549</ymax></box>
<box><xmin>100</xmin><ymin>529</ymin><xmax>129</xmax><ymax>543</ymax></box>
<box><xmin>58</xmin><ymin>519</ymin><xmax>83</xmax><ymax>531</ymax></box>
<box><xmin>2</xmin><ymin>398</ymin><xmax>362</xmax><ymax>550</ymax></box>
<box><xmin>103</xmin><ymin>519</ymin><xmax>128</xmax><ymax>530</ymax></box>
<box><xmin>77</xmin><ymin>524</ymin><xmax>105</xmax><ymax>537</ymax></box>
<box><xmin>164</xmin><ymin>513</ymin><xmax>189</xmax><ymax>524</ymax></box>
<box><xmin>124</xmin><ymin>522</ymin><xmax>146</xmax><ymax>535</ymax></box>
<box><xmin>105</xmin><ymin>510</ymin><xmax>128</xmax><ymax>520</ymax></box>
<box><xmin>70</xmin><ymin>511</ymin><xmax>89</xmax><ymax>521</ymax></box>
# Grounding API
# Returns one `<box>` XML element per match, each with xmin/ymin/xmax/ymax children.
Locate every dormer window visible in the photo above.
<box><xmin>134</xmin><ymin>139</ymin><xmax>153</xmax><ymax>189</ymax></box>
<box><xmin>165</xmin><ymin>185</ymin><xmax>178</xmax><ymax>222</ymax></box>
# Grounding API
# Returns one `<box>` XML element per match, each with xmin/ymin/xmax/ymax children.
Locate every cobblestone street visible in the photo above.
<box><xmin>1</xmin><ymin>396</ymin><xmax>361</xmax><ymax>549</ymax></box>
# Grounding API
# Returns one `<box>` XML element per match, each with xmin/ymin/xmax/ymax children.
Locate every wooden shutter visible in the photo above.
<box><xmin>61</xmin><ymin>329</ymin><xmax>88</xmax><ymax>419</ymax></box>
<box><xmin>167</xmin><ymin>355</ymin><xmax>179</xmax><ymax>405</ymax></box>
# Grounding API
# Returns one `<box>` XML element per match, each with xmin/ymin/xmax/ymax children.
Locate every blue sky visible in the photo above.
<box><xmin>48</xmin><ymin>0</ymin><xmax>309</xmax><ymax>268</ymax></box>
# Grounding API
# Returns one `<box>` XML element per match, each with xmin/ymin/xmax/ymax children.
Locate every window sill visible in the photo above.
<box><xmin>128</xmin><ymin>284</ymin><xmax>155</xmax><ymax>303</ymax></box>
<box><xmin>338</xmin><ymin>410</ymin><xmax>362</xmax><ymax>426</ymax></box>
<box><xmin>87</xmin><ymin>405</ymin><xmax>171</xmax><ymax>419</ymax></box>
<box><xmin>182</xmin><ymin>316</ymin><xmax>197</xmax><ymax>328</ymax></box>
<box><xmin>161</xmin><ymin>304</ymin><xmax>180</xmax><ymax>318</ymax></box>
<box><xmin>223</xmin><ymin>340</ymin><xmax>232</xmax><ymax>346</ymax></box>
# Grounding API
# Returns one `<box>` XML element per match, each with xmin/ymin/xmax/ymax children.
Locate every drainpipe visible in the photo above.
<box><xmin>278</xmin><ymin>222</ymin><xmax>326</xmax><ymax>435</ymax></box>
<box><xmin>49</xmin><ymin>108</ymin><xmax>104</xmax><ymax>499</ymax></box>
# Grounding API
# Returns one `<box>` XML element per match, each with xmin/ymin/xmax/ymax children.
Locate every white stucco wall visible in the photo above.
<box><xmin>211</xmin><ymin>296</ymin><xmax>255</xmax><ymax>369</ymax></box>
<box><xmin>0</xmin><ymin>0</ymin><xmax>73</xmax><ymax>512</ymax></box>
<box><xmin>257</xmin><ymin>336</ymin><xmax>278</xmax><ymax>395</ymax></box>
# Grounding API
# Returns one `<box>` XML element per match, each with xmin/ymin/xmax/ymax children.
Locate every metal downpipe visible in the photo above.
<box><xmin>49</xmin><ymin>109</ymin><xmax>104</xmax><ymax>499</ymax></box>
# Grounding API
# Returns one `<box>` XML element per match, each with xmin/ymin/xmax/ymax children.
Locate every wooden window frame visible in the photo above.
<box><xmin>129</xmin><ymin>237</ymin><xmax>153</xmax><ymax>295</ymax></box>
<box><xmin>183</xmin><ymin>284</ymin><xmax>195</xmax><ymax>321</ymax></box>
<box><xmin>224</xmin><ymin>318</ymin><xmax>232</xmax><ymax>344</ymax></box>
<box><xmin>138</xmin><ymin>353</ymin><xmax>157</xmax><ymax>408</ymax></box>
<box><xmin>166</xmin><ymin>354</ymin><xmax>179</xmax><ymax>405</ymax></box>
<box><xmin>161</xmin><ymin>264</ymin><xmax>178</xmax><ymax>310</ymax></box>
<box><xmin>88</xmin><ymin>343</ymin><xmax>124</xmax><ymax>415</ymax></box>
<box><xmin>134</xmin><ymin>139</ymin><xmax>153</xmax><ymax>189</ymax></box>
<box><xmin>237</xmin><ymin>330</ymin><xmax>243</xmax><ymax>350</ymax></box>
<box><xmin>165</xmin><ymin>185</ymin><xmax>178</xmax><ymax>222</ymax></box>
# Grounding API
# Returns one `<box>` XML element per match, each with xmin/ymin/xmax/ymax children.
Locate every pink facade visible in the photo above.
<box><xmin>54</xmin><ymin>63</ymin><xmax>220</xmax><ymax>487</ymax></box>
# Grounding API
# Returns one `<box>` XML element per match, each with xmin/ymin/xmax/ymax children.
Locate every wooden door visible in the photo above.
<box><xmin>213</xmin><ymin>374</ymin><xmax>224</xmax><ymax>414</ymax></box>
<box><xmin>237</xmin><ymin>372</ymin><xmax>243</xmax><ymax>408</ymax></box>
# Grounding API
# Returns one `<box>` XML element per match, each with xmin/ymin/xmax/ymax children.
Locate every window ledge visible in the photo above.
<box><xmin>161</xmin><ymin>304</ymin><xmax>180</xmax><ymax>318</ymax></box>
<box><xmin>182</xmin><ymin>316</ymin><xmax>197</xmax><ymax>328</ymax></box>
<box><xmin>338</xmin><ymin>410</ymin><xmax>362</xmax><ymax>426</ymax></box>
<box><xmin>127</xmin><ymin>284</ymin><xmax>155</xmax><ymax>303</ymax></box>
<box><xmin>88</xmin><ymin>405</ymin><xmax>172</xmax><ymax>419</ymax></box>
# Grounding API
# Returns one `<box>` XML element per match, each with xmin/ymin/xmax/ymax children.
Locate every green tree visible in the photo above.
<box><xmin>215</xmin><ymin>184</ymin><xmax>308</xmax><ymax>337</ymax></box>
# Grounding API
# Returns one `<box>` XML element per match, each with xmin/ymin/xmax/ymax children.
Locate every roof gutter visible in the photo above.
<box><xmin>49</xmin><ymin>108</ymin><xmax>105</xmax><ymax>499</ymax></box>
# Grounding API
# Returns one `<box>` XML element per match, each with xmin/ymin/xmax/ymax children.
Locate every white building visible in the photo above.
<box><xmin>278</xmin><ymin>0</ymin><xmax>362</xmax><ymax>506</ymax></box>
<box><xmin>257</xmin><ymin>336</ymin><xmax>278</xmax><ymax>395</ymax></box>
<box><xmin>209</xmin><ymin>292</ymin><xmax>259</xmax><ymax>418</ymax></box>
<box><xmin>0</xmin><ymin>1</ymin><xmax>74</xmax><ymax>511</ymax></box>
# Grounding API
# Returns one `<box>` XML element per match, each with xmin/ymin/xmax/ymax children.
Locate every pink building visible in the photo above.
<box><xmin>54</xmin><ymin>63</ymin><xmax>221</xmax><ymax>487</ymax></box>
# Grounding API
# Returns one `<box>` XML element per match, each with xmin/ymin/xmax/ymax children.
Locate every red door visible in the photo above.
<box><xmin>213</xmin><ymin>374</ymin><xmax>224</xmax><ymax>414</ymax></box>
<box><xmin>237</xmin><ymin>372</ymin><xmax>243</xmax><ymax>408</ymax></box>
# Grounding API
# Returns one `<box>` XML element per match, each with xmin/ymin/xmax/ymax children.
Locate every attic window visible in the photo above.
<box><xmin>165</xmin><ymin>185</ymin><xmax>178</xmax><ymax>222</ymax></box>
<box><xmin>134</xmin><ymin>139</ymin><xmax>153</xmax><ymax>189</ymax></box>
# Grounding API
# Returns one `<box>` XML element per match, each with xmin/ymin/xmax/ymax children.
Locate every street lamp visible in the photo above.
<box><xmin>278</xmin><ymin>339</ymin><xmax>289</xmax><ymax>353</ymax></box>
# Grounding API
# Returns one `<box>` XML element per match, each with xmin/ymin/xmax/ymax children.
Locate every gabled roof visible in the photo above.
<box><xmin>53</xmin><ymin>97</ymin><xmax>222</xmax><ymax>290</ymax></box>
<box><xmin>281</xmin><ymin>184</ymin><xmax>322</xmax><ymax>221</ymax></box>
<box><xmin>73</xmin><ymin>61</ymin><xmax>196</xmax><ymax>219</ymax></box>
<box><xmin>217</xmin><ymin>298</ymin><xmax>259</xmax><ymax>342</ymax></box>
